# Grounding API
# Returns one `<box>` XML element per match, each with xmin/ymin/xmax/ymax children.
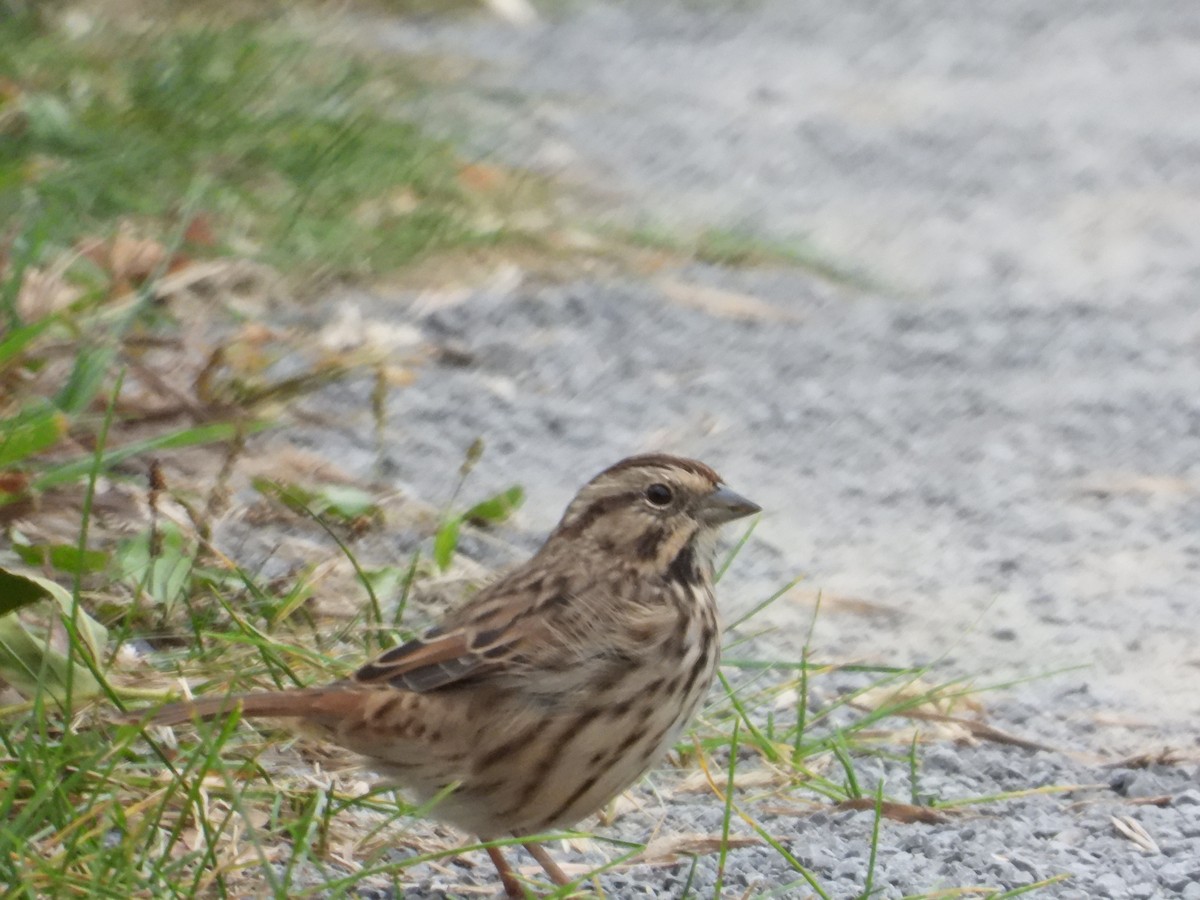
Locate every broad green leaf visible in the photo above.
<box><xmin>433</xmin><ymin>516</ymin><xmax>461</xmax><ymax>571</ymax></box>
<box><xmin>0</xmin><ymin>566</ymin><xmax>108</xmax><ymax>660</ymax></box>
<box><xmin>114</xmin><ymin>524</ymin><xmax>194</xmax><ymax>613</ymax></box>
<box><xmin>464</xmin><ymin>485</ymin><xmax>524</xmax><ymax>526</ymax></box>
<box><xmin>12</xmin><ymin>541</ymin><xmax>110</xmax><ymax>575</ymax></box>
<box><xmin>0</xmin><ymin>615</ymin><xmax>104</xmax><ymax>701</ymax></box>
<box><xmin>0</xmin><ymin>565</ymin><xmax>110</xmax><ymax>702</ymax></box>
<box><xmin>0</xmin><ymin>567</ymin><xmax>48</xmax><ymax>617</ymax></box>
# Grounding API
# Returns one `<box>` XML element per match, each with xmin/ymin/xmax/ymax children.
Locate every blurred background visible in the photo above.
<box><xmin>3</xmin><ymin>1</ymin><xmax>1199</xmax><ymax>896</ymax></box>
<box><xmin>2</xmin><ymin>0</ymin><xmax>1197</xmax><ymax>746</ymax></box>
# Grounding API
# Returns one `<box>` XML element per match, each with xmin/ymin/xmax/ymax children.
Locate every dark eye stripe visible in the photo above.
<box><xmin>635</xmin><ymin>526</ymin><xmax>665</xmax><ymax>560</ymax></box>
<box><xmin>557</xmin><ymin>490</ymin><xmax>641</xmax><ymax>538</ymax></box>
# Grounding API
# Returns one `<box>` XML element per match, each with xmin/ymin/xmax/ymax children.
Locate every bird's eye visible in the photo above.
<box><xmin>645</xmin><ymin>483</ymin><xmax>674</xmax><ymax>507</ymax></box>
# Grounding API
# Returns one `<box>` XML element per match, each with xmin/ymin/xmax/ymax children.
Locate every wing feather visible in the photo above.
<box><xmin>351</xmin><ymin>551</ymin><xmax>665</xmax><ymax>695</ymax></box>
<box><xmin>353</xmin><ymin>583</ymin><xmax>544</xmax><ymax>692</ymax></box>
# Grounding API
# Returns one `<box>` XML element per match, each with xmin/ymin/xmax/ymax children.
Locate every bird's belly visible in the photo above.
<box><xmin>451</xmin><ymin>644</ymin><xmax>720</xmax><ymax>837</ymax></box>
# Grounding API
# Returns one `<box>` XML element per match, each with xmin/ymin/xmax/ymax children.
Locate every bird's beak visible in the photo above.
<box><xmin>700</xmin><ymin>484</ymin><xmax>761</xmax><ymax>525</ymax></box>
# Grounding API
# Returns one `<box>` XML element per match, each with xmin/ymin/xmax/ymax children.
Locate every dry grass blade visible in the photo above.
<box><xmin>834</xmin><ymin>797</ymin><xmax>953</xmax><ymax>824</ymax></box>
<box><xmin>1098</xmin><ymin>746</ymin><xmax>1192</xmax><ymax>769</ymax></box>
<box><xmin>1126</xmin><ymin>795</ymin><xmax>1172</xmax><ymax>808</ymax></box>
<box><xmin>900</xmin><ymin>711</ymin><xmax>1058</xmax><ymax>753</ymax></box>
<box><xmin>850</xmin><ymin>679</ymin><xmax>1057</xmax><ymax>751</ymax></box>
<box><xmin>637</xmin><ymin>833</ymin><xmax>762</xmax><ymax>864</ymax></box>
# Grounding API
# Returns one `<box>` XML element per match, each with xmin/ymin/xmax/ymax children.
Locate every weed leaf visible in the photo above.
<box><xmin>463</xmin><ymin>485</ymin><xmax>524</xmax><ymax>526</ymax></box>
<box><xmin>433</xmin><ymin>516</ymin><xmax>461</xmax><ymax>571</ymax></box>
<box><xmin>0</xmin><ymin>565</ymin><xmax>109</xmax><ymax>700</ymax></box>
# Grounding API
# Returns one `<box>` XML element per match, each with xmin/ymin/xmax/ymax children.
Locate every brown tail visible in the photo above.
<box><xmin>120</xmin><ymin>689</ymin><xmax>336</xmax><ymax>728</ymax></box>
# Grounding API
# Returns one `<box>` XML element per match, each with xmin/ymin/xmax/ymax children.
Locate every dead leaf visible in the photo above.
<box><xmin>78</xmin><ymin>225</ymin><xmax>176</xmax><ymax>297</ymax></box>
<box><xmin>15</xmin><ymin>265</ymin><xmax>80</xmax><ymax>322</ymax></box>
<box><xmin>317</xmin><ymin>302</ymin><xmax>424</xmax><ymax>353</ymax></box>
<box><xmin>183</xmin><ymin>214</ymin><xmax>218</xmax><ymax>248</ymax></box>
<box><xmin>110</xmin><ymin>227</ymin><xmax>169</xmax><ymax>285</ymax></box>
<box><xmin>458</xmin><ymin>163</ymin><xmax>507</xmax><ymax>193</ymax></box>
<box><xmin>0</xmin><ymin>471</ymin><xmax>31</xmax><ymax>496</ymax></box>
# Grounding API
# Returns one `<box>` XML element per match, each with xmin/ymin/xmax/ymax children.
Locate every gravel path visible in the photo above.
<box><xmin>281</xmin><ymin>1</ymin><xmax>1199</xmax><ymax>895</ymax></box>
<box><xmin>340</xmin><ymin>0</ymin><xmax>1200</xmax><ymax>731</ymax></box>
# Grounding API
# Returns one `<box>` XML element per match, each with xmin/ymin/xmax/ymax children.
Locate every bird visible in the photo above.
<box><xmin>126</xmin><ymin>453</ymin><xmax>760</xmax><ymax>896</ymax></box>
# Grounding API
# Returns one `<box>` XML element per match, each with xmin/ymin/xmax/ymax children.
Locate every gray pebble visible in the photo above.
<box><xmin>1093</xmin><ymin>871</ymin><xmax>1129</xmax><ymax>897</ymax></box>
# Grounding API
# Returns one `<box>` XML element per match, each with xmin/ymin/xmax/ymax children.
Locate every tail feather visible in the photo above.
<box><xmin>120</xmin><ymin>689</ymin><xmax>334</xmax><ymax>728</ymax></box>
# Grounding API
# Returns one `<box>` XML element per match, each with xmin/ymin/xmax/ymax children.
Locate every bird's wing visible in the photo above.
<box><xmin>354</xmin><ymin>556</ymin><xmax>676</xmax><ymax>694</ymax></box>
<box><xmin>352</xmin><ymin>571</ymin><xmax>558</xmax><ymax>692</ymax></box>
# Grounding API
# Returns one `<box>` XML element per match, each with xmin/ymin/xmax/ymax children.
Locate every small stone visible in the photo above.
<box><xmin>1094</xmin><ymin>872</ymin><xmax>1127</xmax><ymax>897</ymax></box>
<box><xmin>1159</xmin><ymin>860</ymin><xmax>1193</xmax><ymax>890</ymax></box>
<box><xmin>1010</xmin><ymin>856</ymin><xmax>1040</xmax><ymax>880</ymax></box>
<box><xmin>1008</xmin><ymin>867</ymin><xmax>1035</xmax><ymax>886</ymax></box>
<box><xmin>1182</xmin><ymin>882</ymin><xmax>1200</xmax><ymax>900</ymax></box>
<box><xmin>1110</xmin><ymin>770</ymin><xmax>1136</xmax><ymax>795</ymax></box>
<box><xmin>804</xmin><ymin>846</ymin><xmax>836</xmax><ymax>871</ymax></box>
<box><xmin>1124</xmin><ymin>772</ymin><xmax>1169</xmax><ymax>798</ymax></box>
<box><xmin>834</xmin><ymin>859</ymin><xmax>862</xmax><ymax>879</ymax></box>
<box><xmin>1176</xmin><ymin>789</ymin><xmax>1200</xmax><ymax>807</ymax></box>
<box><xmin>925</xmin><ymin>745</ymin><xmax>964</xmax><ymax>774</ymax></box>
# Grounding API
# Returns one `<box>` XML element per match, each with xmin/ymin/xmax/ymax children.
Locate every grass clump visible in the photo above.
<box><xmin>0</xmin><ymin>4</ymin><xmax>485</xmax><ymax>278</ymax></box>
<box><xmin>622</xmin><ymin>222</ymin><xmax>876</xmax><ymax>289</ymax></box>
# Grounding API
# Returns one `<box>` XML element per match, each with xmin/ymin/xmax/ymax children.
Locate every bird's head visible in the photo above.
<box><xmin>549</xmin><ymin>453</ymin><xmax>760</xmax><ymax>583</ymax></box>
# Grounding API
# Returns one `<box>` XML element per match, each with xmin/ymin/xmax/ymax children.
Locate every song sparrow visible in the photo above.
<box><xmin>129</xmin><ymin>453</ymin><xmax>759</xmax><ymax>896</ymax></box>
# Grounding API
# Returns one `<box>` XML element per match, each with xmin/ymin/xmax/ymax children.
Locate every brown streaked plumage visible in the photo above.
<box><xmin>126</xmin><ymin>453</ymin><xmax>759</xmax><ymax>897</ymax></box>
